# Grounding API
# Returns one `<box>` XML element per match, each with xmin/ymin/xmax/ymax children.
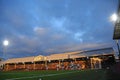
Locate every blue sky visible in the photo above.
<box><xmin>0</xmin><ymin>0</ymin><xmax>119</xmax><ymax>59</ymax></box>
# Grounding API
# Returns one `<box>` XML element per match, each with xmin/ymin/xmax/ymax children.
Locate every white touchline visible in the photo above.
<box><xmin>5</xmin><ymin>71</ymin><xmax>79</xmax><ymax>80</ymax></box>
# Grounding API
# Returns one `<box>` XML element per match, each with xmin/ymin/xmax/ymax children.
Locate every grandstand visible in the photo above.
<box><xmin>0</xmin><ymin>47</ymin><xmax>115</xmax><ymax>71</ymax></box>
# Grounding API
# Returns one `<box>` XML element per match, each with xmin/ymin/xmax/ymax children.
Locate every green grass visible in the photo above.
<box><xmin>0</xmin><ymin>70</ymin><xmax>106</xmax><ymax>80</ymax></box>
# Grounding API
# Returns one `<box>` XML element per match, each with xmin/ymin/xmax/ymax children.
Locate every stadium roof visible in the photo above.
<box><xmin>72</xmin><ymin>47</ymin><xmax>114</xmax><ymax>57</ymax></box>
<box><xmin>46</xmin><ymin>51</ymin><xmax>83</xmax><ymax>60</ymax></box>
<box><xmin>0</xmin><ymin>47</ymin><xmax>114</xmax><ymax>65</ymax></box>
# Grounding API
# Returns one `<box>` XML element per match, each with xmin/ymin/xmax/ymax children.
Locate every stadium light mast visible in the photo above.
<box><xmin>3</xmin><ymin>40</ymin><xmax>9</xmax><ymax>59</ymax></box>
<box><xmin>112</xmin><ymin>0</ymin><xmax>120</xmax><ymax>60</ymax></box>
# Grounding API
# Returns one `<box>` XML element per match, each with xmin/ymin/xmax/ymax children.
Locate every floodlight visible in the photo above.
<box><xmin>3</xmin><ymin>40</ymin><xmax>9</xmax><ymax>46</ymax></box>
<box><xmin>110</xmin><ymin>13</ymin><xmax>118</xmax><ymax>22</ymax></box>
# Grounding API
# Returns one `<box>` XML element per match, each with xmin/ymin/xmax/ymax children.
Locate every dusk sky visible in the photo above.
<box><xmin>0</xmin><ymin>0</ymin><xmax>119</xmax><ymax>59</ymax></box>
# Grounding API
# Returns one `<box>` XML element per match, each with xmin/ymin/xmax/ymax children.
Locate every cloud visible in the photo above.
<box><xmin>50</xmin><ymin>17</ymin><xmax>66</xmax><ymax>28</ymax></box>
<box><xmin>74</xmin><ymin>32</ymin><xmax>86</xmax><ymax>42</ymax></box>
<box><xmin>0</xmin><ymin>0</ymin><xmax>118</xmax><ymax>59</ymax></box>
<box><xmin>51</xmin><ymin>34</ymin><xmax>65</xmax><ymax>40</ymax></box>
<box><xmin>34</xmin><ymin>27</ymin><xmax>48</xmax><ymax>36</ymax></box>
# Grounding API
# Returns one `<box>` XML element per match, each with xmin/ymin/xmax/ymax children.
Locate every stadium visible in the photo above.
<box><xmin>0</xmin><ymin>47</ymin><xmax>115</xmax><ymax>71</ymax></box>
<box><xmin>0</xmin><ymin>47</ymin><xmax>116</xmax><ymax>80</ymax></box>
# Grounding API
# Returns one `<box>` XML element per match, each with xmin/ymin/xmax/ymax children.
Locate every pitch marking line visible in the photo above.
<box><xmin>6</xmin><ymin>71</ymin><xmax>80</xmax><ymax>80</ymax></box>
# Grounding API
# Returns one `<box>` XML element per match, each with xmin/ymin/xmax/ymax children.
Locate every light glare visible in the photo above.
<box><xmin>110</xmin><ymin>13</ymin><xmax>118</xmax><ymax>22</ymax></box>
<box><xmin>3</xmin><ymin>40</ymin><xmax>9</xmax><ymax>46</ymax></box>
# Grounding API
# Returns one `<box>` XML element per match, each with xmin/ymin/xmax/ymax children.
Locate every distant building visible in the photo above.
<box><xmin>0</xmin><ymin>47</ymin><xmax>115</xmax><ymax>71</ymax></box>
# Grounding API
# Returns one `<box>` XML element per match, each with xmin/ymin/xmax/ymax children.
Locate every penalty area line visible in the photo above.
<box><xmin>5</xmin><ymin>71</ymin><xmax>80</xmax><ymax>80</ymax></box>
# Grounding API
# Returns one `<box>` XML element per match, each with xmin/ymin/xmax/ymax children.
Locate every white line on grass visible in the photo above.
<box><xmin>5</xmin><ymin>71</ymin><xmax>79</xmax><ymax>80</ymax></box>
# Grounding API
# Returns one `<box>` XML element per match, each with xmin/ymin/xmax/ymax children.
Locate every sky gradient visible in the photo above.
<box><xmin>0</xmin><ymin>0</ymin><xmax>119</xmax><ymax>59</ymax></box>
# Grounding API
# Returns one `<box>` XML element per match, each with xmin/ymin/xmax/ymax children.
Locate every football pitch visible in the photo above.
<box><xmin>0</xmin><ymin>70</ymin><xmax>106</xmax><ymax>80</ymax></box>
